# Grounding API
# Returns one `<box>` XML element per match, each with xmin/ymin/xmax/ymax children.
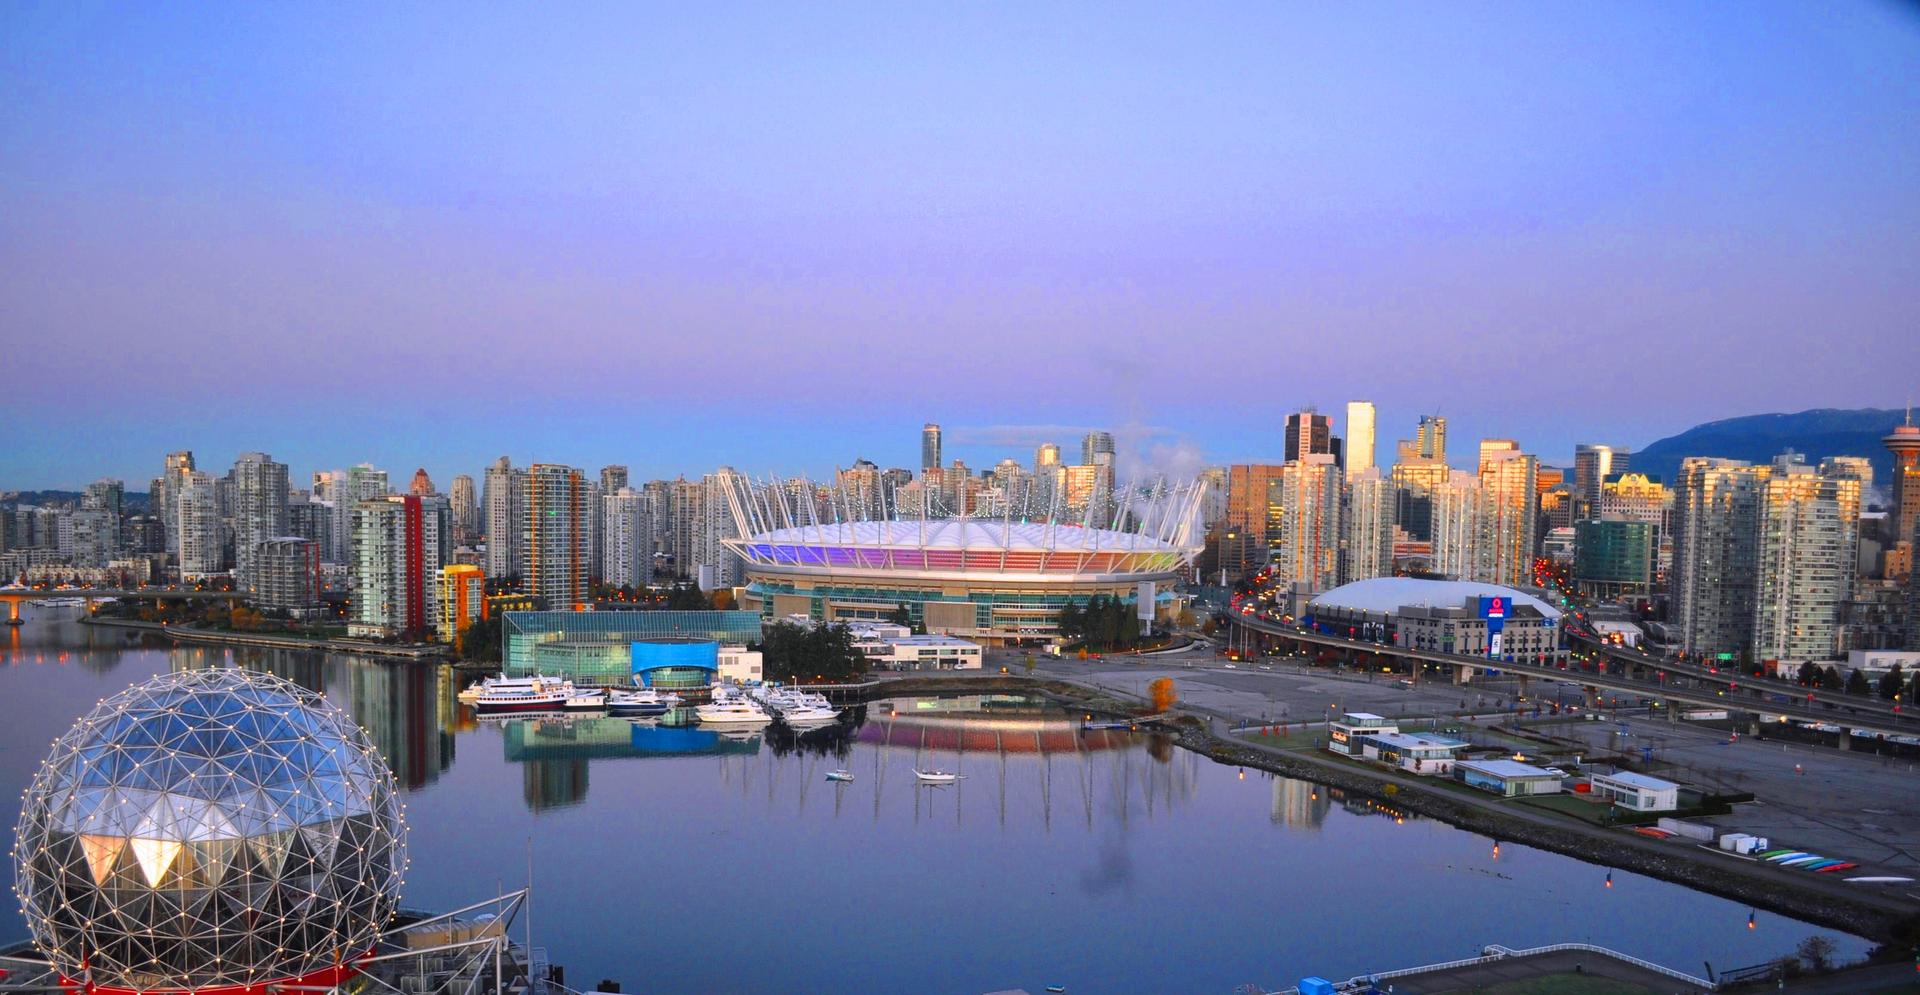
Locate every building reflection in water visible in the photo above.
<box><xmin>524</xmin><ymin>759</ymin><xmax>589</xmax><ymax>812</ymax></box>
<box><xmin>1270</xmin><ymin>776</ymin><xmax>1331</xmax><ymax>829</ymax></box>
<box><xmin>499</xmin><ymin>715</ymin><xmax>763</xmax><ymax>811</ymax></box>
<box><xmin>3</xmin><ymin>605</ymin><xmax>138</xmax><ymax>673</ymax></box>
<box><xmin>828</xmin><ymin>695</ymin><xmax>1201</xmax><ymax>832</ymax></box>
<box><xmin>170</xmin><ymin>646</ymin><xmax>456</xmax><ymax>792</ymax></box>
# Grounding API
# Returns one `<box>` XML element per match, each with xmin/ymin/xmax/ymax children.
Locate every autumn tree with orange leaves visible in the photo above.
<box><xmin>1148</xmin><ymin>677</ymin><xmax>1177</xmax><ymax>713</ymax></box>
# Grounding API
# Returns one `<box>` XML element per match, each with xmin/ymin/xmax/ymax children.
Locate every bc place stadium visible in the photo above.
<box><xmin>718</xmin><ymin>476</ymin><xmax>1208</xmax><ymax>645</ymax></box>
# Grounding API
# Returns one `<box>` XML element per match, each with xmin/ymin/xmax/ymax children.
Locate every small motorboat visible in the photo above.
<box><xmin>780</xmin><ymin>703</ymin><xmax>842</xmax><ymax>729</ymax></box>
<box><xmin>1046</xmin><ymin>987</ymin><xmax>1066</xmax><ymax>993</ymax></box>
<box><xmin>914</xmin><ymin>769</ymin><xmax>966</xmax><ymax>785</ymax></box>
<box><xmin>608</xmin><ymin>688</ymin><xmax>681</xmax><ymax>716</ymax></box>
<box><xmin>825</xmin><ymin>769</ymin><xmax>854</xmax><ymax>782</ymax></box>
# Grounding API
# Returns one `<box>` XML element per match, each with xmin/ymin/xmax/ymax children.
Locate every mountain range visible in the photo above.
<box><xmin>1632</xmin><ymin>407</ymin><xmax>1908</xmax><ymax>489</ymax></box>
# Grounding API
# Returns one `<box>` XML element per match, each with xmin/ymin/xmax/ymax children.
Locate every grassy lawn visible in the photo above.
<box><xmin>1435</xmin><ymin>976</ymin><xmax>1664</xmax><ymax>994</ymax></box>
<box><xmin>1514</xmin><ymin>793</ymin><xmax>1623</xmax><ymax>824</ymax></box>
<box><xmin>1234</xmin><ymin>726</ymin><xmax>1330</xmax><ymax>751</ymax></box>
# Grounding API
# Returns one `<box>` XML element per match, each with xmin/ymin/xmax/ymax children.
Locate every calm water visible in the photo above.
<box><xmin>0</xmin><ymin>609</ymin><xmax>1871</xmax><ymax>993</ymax></box>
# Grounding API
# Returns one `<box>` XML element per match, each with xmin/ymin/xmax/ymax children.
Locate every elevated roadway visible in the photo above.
<box><xmin>1229</xmin><ymin>612</ymin><xmax>1920</xmax><ymax>739</ymax></box>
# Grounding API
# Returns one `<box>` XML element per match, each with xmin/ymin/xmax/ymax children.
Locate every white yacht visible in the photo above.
<box><xmin>607</xmin><ymin>688</ymin><xmax>681</xmax><ymax>717</ymax></box>
<box><xmin>779</xmin><ymin>703</ymin><xmax>841</xmax><ymax>728</ymax></box>
<box><xmin>695</xmin><ymin>697</ymin><xmax>774</xmax><ymax>728</ymax></box>
<box><xmin>914</xmin><ymin>769</ymin><xmax>966</xmax><ymax>785</ymax></box>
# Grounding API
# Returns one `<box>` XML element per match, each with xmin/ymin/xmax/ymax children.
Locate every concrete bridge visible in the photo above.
<box><xmin>1229</xmin><ymin>612</ymin><xmax>1920</xmax><ymax>740</ymax></box>
<box><xmin>0</xmin><ymin>587</ymin><xmax>244</xmax><ymax>624</ymax></box>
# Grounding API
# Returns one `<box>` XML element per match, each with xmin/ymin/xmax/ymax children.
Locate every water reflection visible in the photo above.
<box><xmin>171</xmin><ymin>645</ymin><xmax>458</xmax><ymax>791</ymax></box>
<box><xmin>0</xmin><ymin>609</ymin><xmax>1879</xmax><ymax>993</ymax></box>
<box><xmin>1271</xmin><ymin>775</ymin><xmax>1331</xmax><ymax>829</ymax></box>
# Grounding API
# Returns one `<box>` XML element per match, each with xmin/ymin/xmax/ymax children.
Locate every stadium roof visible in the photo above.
<box><xmin>742</xmin><ymin>519</ymin><xmax>1190</xmax><ymax>553</ymax></box>
<box><xmin>728</xmin><ymin>519</ymin><xmax>1197</xmax><ymax>581</ymax></box>
<box><xmin>1308</xmin><ymin>577</ymin><xmax>1561</xmax><ymax>619</ymax></box>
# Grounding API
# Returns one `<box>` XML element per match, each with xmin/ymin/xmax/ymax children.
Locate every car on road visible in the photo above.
<box><xmin>1258</xmin><ymin>664</ymin><xmax>1274</xmax><ymax>671</ymax></box>
<box><xmin>1223</xmin><ymin>663</ymin><xmax>1236</xmax><ymax>669</ymax></box>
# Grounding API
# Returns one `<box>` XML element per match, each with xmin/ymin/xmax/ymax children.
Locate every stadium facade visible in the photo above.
<box><xmin>720</xmin><ymin>478</ymin><xmax>1208</xmax><ymax>644</ymax></box>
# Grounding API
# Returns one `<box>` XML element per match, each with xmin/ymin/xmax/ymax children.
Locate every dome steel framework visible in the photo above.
<box><xmin>12</xmin><ymin>668</ymin><xmax>407</xmax><ymax>993</ymax></box>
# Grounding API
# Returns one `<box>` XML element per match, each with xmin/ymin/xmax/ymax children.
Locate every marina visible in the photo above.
<box><xmin>0</xmin><ymin>613</ymin><xmax>1877</xmax><ymax>993</ymax></box>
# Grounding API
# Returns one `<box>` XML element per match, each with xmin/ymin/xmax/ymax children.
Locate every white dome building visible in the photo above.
<box><xmin>12</xmin><ymin>669</ymin><xmax>407</xmax><ymax>994</ymax></box>
<box><xmin>1305</xmin><ymin>577</ymin><xmax>1567</xmax><ymax>664</ymax></box>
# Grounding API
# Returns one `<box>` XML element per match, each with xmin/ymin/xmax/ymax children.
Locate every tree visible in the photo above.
<box><xmin>663</xmin><ymin>583</ymin><xmax>708</xmax><ymax>611</ymax></box>
<box><xmin>1056</xmin><ymin>601</ymin><xmax>1085</xmax><ymax>643</ymax></box>
<box><xmin>1795</xmin><ymin>661</ymin><xmax>1819</xmax><ymax>687</ymax></box>
<box><xmin>710</xmin><ymin>589</ymin><xmax>735</xmax><ymax>611</ymax></box>
<box><xmin>1878</xmin><ymin>664</ymin><xmax>1906</xmax><ymax>702</ymax></box>
<box><xmin>1846</xmin><ymin>669</ymin><xmax>1872</xmax><ymax>697</ymax></box>
<box><xmin>886</xmin><ymin>603</ymin><xmax>912</xmax><ymax>627</ymax></box>
<box><xmin>1821</xmin><ymin>665</ymin><xmax>1844</xmax><ymax>691</ymax></box>
<box><xmin>758</xmin><ymin>621</ymin><xmax>868</xmax><ymax>683</ymax></box>
<box><xmin>1796</xmin><ymin>935</ymin><xmax>1835</xmax><ymax>973</ymax></box>
<box><xmin>459</xmin><ymin>615</ymin><xmax>503</xmax><ymax>663</ymax></box>
<box><xmin>1148</xmin><ymin>677</ymin><xmax>1177</xmax><ymax>713</ymax></box>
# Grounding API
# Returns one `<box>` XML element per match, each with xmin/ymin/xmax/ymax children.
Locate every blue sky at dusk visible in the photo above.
<box><xmin>3</xmin><ymin>2</ymin><xmax>1918</xmax><ymax>490</ymax></box>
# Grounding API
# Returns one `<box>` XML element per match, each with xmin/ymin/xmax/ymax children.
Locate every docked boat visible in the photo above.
<box><xmin>914</xmin><ymin>769</ymin><xmax>965</xmax><ymax>785</ymax></box>
<box><xmin>459</xmin><ymin>674</ymin><xmax>543</xmax><ymax>703</ymax></box>
<box><xmin>780</xmin><ymin>703</ymin><xmax>842</xmax><ymax>728</ymax></box>
<box><xmin>564</xmin><ymin>686</ymin><xmax>608</xmax><ymax>711</ymax></box>
<box><xmin>473</xmin><ymin>677</ymin><xmax>573</xmax><ymax>714</ymax></box>
<box><xmin>825</xmin><ymin>769</ymin><xmax>854</xmax><ymax>782</ymax></box>
<box><xmin>607</xmin><ymin>688</ymin><xmax>681</xmax><ymax>716</ymax></box>
<box><xmin>695</xmin><ymin>697</ymin><xmax>774</xmax><ymax>728</ymax></box>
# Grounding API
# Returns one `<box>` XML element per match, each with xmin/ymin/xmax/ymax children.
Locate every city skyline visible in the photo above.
<box><xmin>4</xmin><ymin>4</ymin><xmax>1918</xmax><ymax>488</ymax></box>
<box><xmin>4</xmin><ymin>404</ymin><xmax>1911</xmax><ymax>494</ymax></box>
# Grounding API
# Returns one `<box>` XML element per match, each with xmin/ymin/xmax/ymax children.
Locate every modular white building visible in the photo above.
<box><xmin>1455</xmin><ymin>759</ymin><xmax>1564</xmax><ymax>797</ymax></box>
<box><xmin>1590</xmin><ymin>770</ymin><xmax>1679</xmax><ymax>812</ymax></box>
<box><xmin>1355</xmin><ymin>731</ymin><xmax>1466</xmax><ymax>775</ymax></box>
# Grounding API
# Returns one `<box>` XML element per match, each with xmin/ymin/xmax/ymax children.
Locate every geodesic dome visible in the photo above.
<box><xmin>12</xmin><ymin>668</ymin><xmax>407</xmax><ymax>993</ymax></box>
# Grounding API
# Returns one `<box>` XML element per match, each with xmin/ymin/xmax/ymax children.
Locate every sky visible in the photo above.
<box><xmin>3</xmin><ymin>2</ymin><xmax>1918</xmax><ymax>491</ymax></box>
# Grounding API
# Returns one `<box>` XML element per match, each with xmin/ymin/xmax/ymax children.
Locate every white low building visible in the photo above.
<box><xmin>1456</xmin><ymin>759</ymin><xmax>1564</xmax><ymax>797</ymax></box>
<box><xmin>1356</xmin><ymin>731</ymin><xmax>1467</xmax><ymax>775</ymax></box>
<box><xmin>860</xmin><ymin>634</ymin><xmax>983</xmax><ymax>671</ymax></box>
<box><xmin>1589</xmin><ymin>770</ymin><xmax>1679</xmax><ymax>812</ymax></box>
<box><xmin>1326</xmin><ymin>712</ymin><xmax>1397</xmax><ymax>756</ymax></box>
<box><xmin>1846</xmin><ymin>649</ymin><xmax>1920</xmax><ymax>681</ymax></box>
<box><xmin>717</xmin><ymin>644</ymin><xmax>764</xmax><ymax>684</ymax></box>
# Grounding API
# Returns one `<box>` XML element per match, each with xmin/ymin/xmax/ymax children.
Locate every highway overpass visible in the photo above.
<box><xmin>1228</xmin><ymin>612</ymin><xmax>1920</xmax><ymax>740</ymax></box>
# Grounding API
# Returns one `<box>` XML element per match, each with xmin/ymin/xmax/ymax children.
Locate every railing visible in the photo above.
<box><xmin>1255</xmin><ymin>941</ymin><xmax>1714</xmax><ymax>994</ymax></box>
<box><xmin>1479</xmin><ymin>944</ymin><xmax>1713</xmax><ymax>988</ymax></box>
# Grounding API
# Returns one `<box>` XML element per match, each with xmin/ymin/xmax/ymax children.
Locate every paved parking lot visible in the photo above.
<box><xmin>1008</xmin><ymin>644</ymin><xmax>1920</xmax><ymax>889</ymax></box>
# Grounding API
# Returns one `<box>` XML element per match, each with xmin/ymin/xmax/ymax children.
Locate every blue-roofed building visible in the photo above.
<box><xmin>503</xmin><ymin>610</ymin><xmax>763</xmax><ymax>683</ymax></box>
